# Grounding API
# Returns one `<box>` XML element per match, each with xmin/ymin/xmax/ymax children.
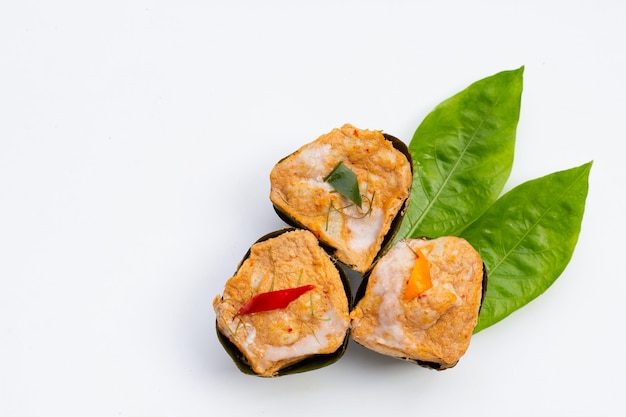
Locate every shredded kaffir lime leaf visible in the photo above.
<box><xmin>324</xmin><ymin>161</ymin><xmax>362</xmax><ymax>208</ymax></box>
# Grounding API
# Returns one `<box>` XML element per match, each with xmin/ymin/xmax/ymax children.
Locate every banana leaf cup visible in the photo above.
<box><xmin>214</xmin><ymin>228</ymin><xmax>353</xmax><ymax>377</ymax></box>
<box><xmin>350</xmin><ymin>236</ymin><xmax>488</xmax><ymax>370</ymax></box>
<box><xmin>269</xmin><ymin>124</ymin><xmax>413</xmax><ymax>274</ymax></box>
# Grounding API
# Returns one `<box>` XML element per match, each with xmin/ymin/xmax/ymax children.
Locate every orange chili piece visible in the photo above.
<box><xmin>403</xmin><ymin>247</ymin><xmax>432</xmax><ymax>301</ymax></box>
<box><xmin>233</xmin><ymin>284</ymin><xmax>315</xmax><ymax>320</ymax></box>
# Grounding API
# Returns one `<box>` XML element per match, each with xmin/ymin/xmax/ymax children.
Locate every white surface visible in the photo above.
<box><xmin>1</xmin><ymin>1</ymin><xmax>624</xmax><ymax>416</ymax></box>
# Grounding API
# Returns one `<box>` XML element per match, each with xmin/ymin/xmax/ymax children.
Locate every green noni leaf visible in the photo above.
<box><xmin>324</xmin><ymin>161</ymin><xmax>362</xmax><ymax>208</ymax></box>
<box><xmin>461</xmin><ymin>162</ymin><xmax>592</xmax><ymax>332</ymax></box>
<box><xmin>395</xmin><ymin>67</ymin><xmax>523</xmax><ymax>241</ymax></box>
<box><xmin>390</xmin><ymin>66</ymin><xmax>591</xmax><ymax>333</ymax></box>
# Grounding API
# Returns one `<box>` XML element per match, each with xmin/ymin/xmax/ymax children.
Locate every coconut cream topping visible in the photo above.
<box><xmin>231</xmin><ymin>309</ymin><xmax>349</xmax><ymax>375</ymax></box>
<box><xmin>364</xmin><ymin>241</ymin><xmax>462</xmax><ymax>346</ymax></box>
<box><xmin>263</xmin><ymin>310</ymin><xmax>348</xmax><ymax>362</ymax></box>
<box><xmin>297</xmin><ymin>143</ymin><xmax>333</xmax><ymax>176</ymax></box>
<box><xmin>249</xmin><ymin>271</ymin><xmax>263</xmax><ymax>291</ymax></box>
<box><xmin>345</xmin><ymin>208</ymin><xmax>384</xmax><ymax>253</ymax></box>
<box><xmin>369</xmin><ymin>243</ymin><xmax>412</xmax><ymax>347</ymax></box>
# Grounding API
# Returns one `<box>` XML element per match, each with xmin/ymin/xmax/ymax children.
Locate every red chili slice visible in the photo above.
<box><xmin>233</xmin><ymin>284</ymin><xmax>315</xmax><ymax>320</ymax></box>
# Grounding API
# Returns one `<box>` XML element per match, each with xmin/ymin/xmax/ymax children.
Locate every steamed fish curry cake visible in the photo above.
<box><xmin>350</xmin><ymin>236</ymin><xmax>485</xmax><ymax>369</ymax></box>
<box><xmin>270</xmin><ymin>124</ymin><xmax>412</xmax><ymax>273</ymax></box>
<box><xmin>213</xmin><ymin>229</ymin><xmax>350</xmax><ymax>377</ymax></box>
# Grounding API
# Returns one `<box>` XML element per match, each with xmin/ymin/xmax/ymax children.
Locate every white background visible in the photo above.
<box><xmin>1</xmin><ymin>1</ymin><xmax>624</xmax><ymax>416</ymax></box>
